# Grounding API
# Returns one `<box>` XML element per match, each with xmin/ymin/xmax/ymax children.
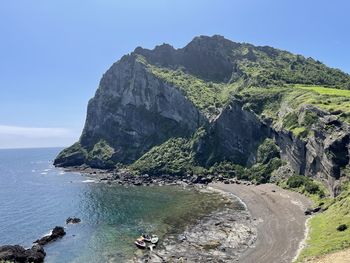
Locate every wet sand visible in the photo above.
<box><xmin>211</xmin><ymin>183</ymin><xmax>312</xmax><ymax>263</ymax></box>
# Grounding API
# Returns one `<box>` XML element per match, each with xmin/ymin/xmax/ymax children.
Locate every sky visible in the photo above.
<box><xmin>0</xmin><ymin>0</ymin><xmax>349</xmax><ymax>148</ymax></box>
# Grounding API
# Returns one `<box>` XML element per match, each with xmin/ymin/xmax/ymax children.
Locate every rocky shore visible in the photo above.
<box><xmin>15</xmin><ymin>166</ymin><xmax>311</xmax><ymax>263</ymax></box>
<box><xmin>130</xmin><ymin>189</ymin><xmax>257</xmax><ymax>263</ymax></box>
<box><xmin>70</xmin><ymin>167</ymin><xmax>313</xmax><ymax>263</ymax></box>
<box><xmin>0</xmin><ymin>226</ymin><xmax>65</xmax><ymax>263</ymax></box>
<box><xmin>0</xmin><ymin>217</ymin><xmax>81</xmax><ymax>263</ymax></box>
<box><xmin>65</xmin><ymin>166</ymin><xmax>254</xmax><ymax>187</ymax></box>
<box><xmin>65</xmin><ymin>166</ymin><xmax>258</xmax><ymax>262</ymax></box>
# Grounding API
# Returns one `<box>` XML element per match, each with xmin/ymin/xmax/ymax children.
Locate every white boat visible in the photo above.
<box><xmin>135</xmin><ymin>238</ymin><xmax>146</xmax><ymax>249</ymax></box>
<box><xmin>142</xmin><ymin>233</ymin><xmax>152</xmax><ymax>242</ymax></box>
<box><xmin>150</xmin><ymin>235</ymin><xmax>159</xmax><ymax>244</ymax></box>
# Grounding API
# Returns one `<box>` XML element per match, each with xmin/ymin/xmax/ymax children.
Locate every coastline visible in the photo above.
<box><xmin>130</xmin><ymin>186</ymin><xmax>257</xmax><ymax>263</ymax></box>
<box><xmin>211</xmin><ymin>183</ymin><xmax>313</xmax><ymax>263</ymax></box>
<box><xmin>60</xmin><ymin>166</ymin><xmax>313</xmax><ymax>262</ymax></box>
<box><xmin>293</xmin><ymin>217</ymin><xmax>312</xmax><ymax>262</ymax></box>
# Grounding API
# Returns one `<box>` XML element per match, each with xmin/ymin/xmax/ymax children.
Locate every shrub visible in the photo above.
<box><xmin>257</xmin><ymin>139</ymin><xmax>280</xmax><ymax>164</ymax></box>
<box><xmin>286</xmin><ymin>175</ymin><xmax>324</xmax><ymax>197</ymax></box>
<box><xmin>336</xmin><ymin>224</ymin><xmax>348</xmax><ymax>231</ymax></box>
<box><xmin>287</xmin><ymin>175</ymin><xmax>306</xmax><ymax>188</ymax></box>
<box><xmin>305</xmin><ymin>183</ymin><xmax>321</xmax><ymax>194</ymax></box>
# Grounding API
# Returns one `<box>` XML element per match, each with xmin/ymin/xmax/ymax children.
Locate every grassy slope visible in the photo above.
<box><xmin>239</xmin><ymin>85</ymin><xmax>350</xmax><ymax>138</ymax></box>
<box><xmin>297</xmin><ymin>184</ymin><xmax>350</xmax><ymax>262</ymax></box>
<box><xmin>294</xmin><ymin>85</ymin><xmax>350</xmax><ymax>123</ymax></box>
<box><xmin>141</xmin><ymin>60</ymin><xmax>239</xmax><ymax>117</ymax></box>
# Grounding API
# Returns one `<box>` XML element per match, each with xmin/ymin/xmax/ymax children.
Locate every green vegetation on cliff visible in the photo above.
<box><xmin>130</xmin><ymin>138</ymin><xmax>194</xmax><ymax>176</ymax></box>
<box><xmin>55</xmin><ymin>36</ymin><xmax>350</xmax><ymax>169</ymax></box>
<box><xmin>235</xmin><ymin>46</ymin><xmax>350</xmax><ymax>89</ymax></box>
<box><xmin>297</xmin><ymin>182</ymin><xmax>350</xmax><ymax>262</ymax></box>
<box><xmin>139</xmin><ymin>58</ymin><xmax>239</xmax><ymax>117</ymax></box>
<box><xmin>131</xmin><ymin>137</ymin><xmax>282</xmax><ymax>184</ymax></box>
<box><xmin>87</xmin><ymin>139</ymin><xmax>115</xmax><ymax>168</ymax></box>
<box><xmin>281</xmin><ymin>175</ymin><xmax>326</xmax><ymax>200</ymax></box>
<box><xmin>239</xmin><ymin>85</ymin><xmax>350</xmax><ymax>139</ymax></box>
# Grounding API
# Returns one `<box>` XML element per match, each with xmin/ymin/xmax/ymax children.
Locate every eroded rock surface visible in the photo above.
<box><xmin>130</xmin><ymin>196</ymin><xmax>256</xmax><ymax>263</ymax></box>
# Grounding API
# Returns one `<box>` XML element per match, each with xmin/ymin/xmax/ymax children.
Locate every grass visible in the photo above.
<box><xmin>239</xmin><ymin>85</ymin><xmax>350</xmax><ymax>138</ymax></box>
<box><xmin>292</xmin><ymin>85</ymin><xmax>350</xmax><ymax>124</ymax></box>
<box><xmin>294</xmin><ymin>84</ymin><xmax>350</xmax><ymax>97</ymax></box>
<box><xmin>297</xmin><ymin>183</ymin><xmax>350</xmax><ymax>262</ymax></box>
<box><xmin>136</xmin><ymin>54</ymin><xmax>240</xmax><ymax>117</ymax></box>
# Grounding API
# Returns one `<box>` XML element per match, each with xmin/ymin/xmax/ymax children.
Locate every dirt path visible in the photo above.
<box><xmin>211</xmin><ymin>183</ymin><xmax>312</xmax><ymax>263</ymax></box>
<box><xmin>309</xmin><ymin>248</ymin><xmax>350</xmax><ymax>263</ymax></box>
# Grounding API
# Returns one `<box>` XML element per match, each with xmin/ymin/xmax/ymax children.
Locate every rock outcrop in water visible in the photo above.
<box><xmin>0</xmin><ymin>226</ymin><xmax>65</xmax><ymax>263</ymax></box>
<box><xmin>34</xmin><ymin>226</ymin><xmax>66</xmax><ymax>246</ymax></box>
<box><xmin>54</xmin><ymin>35</ymin><xmax>350</xmax><ymax>194</ymax></box>
<box><xmin>0</xmin><ymin>244</ymin><xmax>45</xmax><ymax>263</ymax></box>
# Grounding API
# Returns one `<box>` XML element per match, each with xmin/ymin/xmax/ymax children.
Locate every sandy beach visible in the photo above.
<box><xmin>211</xmin><ymin>182</ymin><xmax>313</xmax><ymax>263</ymax></box>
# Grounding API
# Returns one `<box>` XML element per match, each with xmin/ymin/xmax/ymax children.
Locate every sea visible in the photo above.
<box><xmin>0</xmin><ymin>148</ymin><xmax>228</xmax><ymax>262</ymax></box>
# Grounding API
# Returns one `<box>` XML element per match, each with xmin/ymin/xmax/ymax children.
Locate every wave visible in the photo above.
<box><xmin>82</xmin><ymin>179</ymin><xmax>97</xmax><ymax>183</ymax></box>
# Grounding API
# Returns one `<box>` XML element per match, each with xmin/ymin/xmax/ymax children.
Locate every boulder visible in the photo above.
<box><xmin>66</xmin><ymin>217</ymin><xmax>81</xmax><ymax>224</ymax></box>
<box><xmin>34</xmin><ymin>226</ymin><xmax>66</xmax><ymax>246</ymax></box>
<box><xmin>25</xmin><ymin>244</ymin><xmax>46</xmax><ymax>263</ymax></box>
<box><xmin>0</xmin><ymin>244</ymin><xmax>45</xmax><ymax>263</ymax></box>
<box><xmin>0</xmin><ymin>245</ymin><xmax>27</xmax><ymax>262</ymax></box>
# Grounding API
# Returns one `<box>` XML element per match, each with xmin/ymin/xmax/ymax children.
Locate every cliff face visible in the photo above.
<box><xmin>274</xmin><ymin>106</ymin><xmax>350</xmax><ymax>194</ymax></box>
<box><xmin>193</xmin><ymin>100</ymin><xmax>350</xmax><ymax>193</ymax></box>
<box><xmin>54</xmin><ymin>35</ymin><xmax>350</xmax><ymax>192</ymax></box>
<box><xmin>83</xmin><ymin>55</ymin><xmax>206</xmax><ymax>162</ymax></box>
<box><xmin>55</xmin><ymin>54</ymin><xmax>206</xmax><ymax>167</ymax></box>
<box><xmin>193</xmin><ymin>100</ymin><xmax>271</xmax><ymax>167</ymax></box>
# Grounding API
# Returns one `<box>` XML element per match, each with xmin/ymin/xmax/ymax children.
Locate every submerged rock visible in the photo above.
<box><xmin>66</xmin><ymin>217</ymin><xmax>81</xmax><ymax>224</ymax></box>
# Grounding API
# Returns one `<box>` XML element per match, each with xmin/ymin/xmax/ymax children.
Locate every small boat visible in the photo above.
<box><xmin>142</xmin><ymin>233</ymin><xmax>152</xmax><ymax>242</ymax></box>
<box><xmin>135</xmin><ymin>238</ymin><xmax>146</xmax><ymax>249</ymax></box>
<box><xmin>151</xmin><ymin>235</ymin><xmax>159</xmax><ymax>244</ymax></box>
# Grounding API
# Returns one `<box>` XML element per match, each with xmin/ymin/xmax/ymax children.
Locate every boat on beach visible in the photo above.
<box><xmin>135</xmin><ymin>233</ymin><xmax>159</xmax><ymax>249</ymax></box>
<box><xmin>142</xmin><ymin>233</ymin><xmax>151</xmax><ymax>242</ymax></box>
<box><xmin>134</xmin><ymin>238</ymin><xmax>146</xmax><ymax>249</ymax></box>
<box><xmin>150</xmin><ymin>235</ymin><xmax>159</xmax><ymax>244</ymax></box>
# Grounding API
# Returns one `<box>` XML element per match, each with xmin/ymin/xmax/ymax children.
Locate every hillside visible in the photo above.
<box><xmin>54</xmin><ymin>35</ymin><xmax>350</xmax><ymax>174</ymax></box>
<box><xmin>53</xmin><ymin>35</ymin><xmax>350</xmax><ymax>262</ymax></box>
<box><xmin>54</xmin><ymin>35</ymin><xmax>350</xmax><ymax>189</ymax></box>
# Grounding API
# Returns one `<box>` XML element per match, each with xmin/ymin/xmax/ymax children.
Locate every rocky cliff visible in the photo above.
<box><xmin>54</xmin><ymin>35</ymin><xmax>350</xmax><ymax>192</ymax></box>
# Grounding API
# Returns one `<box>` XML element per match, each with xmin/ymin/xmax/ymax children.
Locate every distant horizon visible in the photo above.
<box><xmin>0</xmin><ymin>146</ymin><xmax>64</xmax><ymax>150</ymax></box>
<box><xmin>1</xmin><ymin>0</ymin><xmax>349</xmax><ymax>148</ymax></box>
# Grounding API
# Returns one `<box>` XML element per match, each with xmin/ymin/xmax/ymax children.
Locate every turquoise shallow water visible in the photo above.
<box><xmin>0</xmin><ymin>148</ymin><xmax>228</xmax><ymax>262</ymax></box>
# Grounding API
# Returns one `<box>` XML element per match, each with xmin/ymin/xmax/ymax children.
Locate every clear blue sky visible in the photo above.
<box><xmin>0</xmin><ymin>0</ymin><xmax>349</xmax><ymax>148</ymax></box>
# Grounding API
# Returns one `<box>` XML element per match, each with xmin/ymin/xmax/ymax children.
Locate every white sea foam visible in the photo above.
<box><xmin>40</xmin><ymin>172</ymin><xmax>48</xmax><ymax>175</ymax></box>
<box><xmin>82</xmin><ymin>179</ymin><xmax>96</xmax><ymax>183</ymax></box>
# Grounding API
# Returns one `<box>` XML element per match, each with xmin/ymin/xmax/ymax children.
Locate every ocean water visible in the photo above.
<box><xmin>0</xmin><ymin>148</ymin><xmax>228</xmax><ymax>262</ymax></box>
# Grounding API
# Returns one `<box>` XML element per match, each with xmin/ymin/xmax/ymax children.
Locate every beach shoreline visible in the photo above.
<box><xmin>60</xmin><ymin>166</ymin><xmax>313</xmax><ymax>262</ymax></box>
<box><xmin>131</xmin><ymin>185</ymin><xmax>257</xmax><ymax>263</ymax></box>
<box><xmin>211</xmin><ymin>182</ymin><xmax>313</xmax><ymax>263</ymax></box>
